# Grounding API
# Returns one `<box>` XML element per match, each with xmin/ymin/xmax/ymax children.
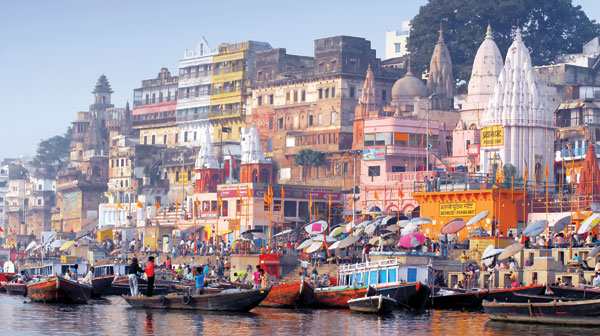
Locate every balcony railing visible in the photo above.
<box><xmin>210</xmin><ymin>108</ymin><xmax>244</xmax><ymax>119</ymax></box>
<box><xmin>133</xmin><ymin>96</ymin><xmax>178</xmax><ymax>106</ymax></box>
<box><xmin>179</xmin><ymin>71</ymin><xmax>212</xmax><ymax>79</ymax></box>
<box><xmin>176</xmin><ymin>112</ymin><xmax>210</xmax><ymax>122</ymax></box>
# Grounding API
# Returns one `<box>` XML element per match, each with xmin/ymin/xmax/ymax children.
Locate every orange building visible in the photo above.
<box><xmin>413</xmin><ymin>187</ymin><xmax>525</xmax><ymax>241</ymax></box>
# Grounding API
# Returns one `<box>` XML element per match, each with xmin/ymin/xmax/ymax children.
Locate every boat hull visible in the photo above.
<box><xmin>260</xmin><ymin>280</ymin><xmax>314</xmax><ymax>308</ymax></box>
<box><xmin>4</xmin><ymin>283</ymin><xmax>27</xmax><ymax>296</ymax></box>
<box><xmin>431</xmin><ymin>285</ymin><xmax>546</xmax><ymax>310</ymax></box>
<box><xmin>105</xmin><ymin>276</ymin><xmax>170</xmax><ymax>296</ymax></box>
<box><xmin>483</xmin><ymin>298</ymin><xmax>600</xmax><ymax>325</ymax></box>
<box><xmin>349</xmin><ymin>295</ymin><xmax>397</xmax><ymax>314</ymax></box>
<box><xmin>123</xmin><ymin>288</ymin><xmax>270</xmax><ymax>312</ymax></box>
<box><xmin>376</xmin><ymin>282</ymin><xmax>431</xmax><ymax>312</ymax></box>
<box><xmin>547</xmin><ymin>286</ymin><xmax>600</xmax><ymax>300</ymax></box>
<box><xmin>91</xmin><ymin>275</ymin><xmax>117</xmax><ymax>298</ymax></box>
<box><xmin>312</xmin><ymin>286</ymin><xmax>368</xmax><ymax>308</ymax></box>
<box><xmin>27</xmin><ymin>276</ymin><xmax>91</xmax><ymax>304</ymax></box>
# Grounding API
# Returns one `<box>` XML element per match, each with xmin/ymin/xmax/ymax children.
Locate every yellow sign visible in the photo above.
<box><xmin>481</xmin><ymin>125</ymin><xmax>504</xmax><ymax>147</ymax></box>
<box><xmin>439</xmin><ymin>202</ymin><xmax>476</xmax><ymax>217</ymax></box>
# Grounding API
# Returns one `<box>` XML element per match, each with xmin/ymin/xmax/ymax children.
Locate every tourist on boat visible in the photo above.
<box><xmin>145</xmin><ymin>256</ymin><xmax>156</xmax><ymax>297</ymax></box>
<box><xmin>81</xmin><ymin>266</ymin><xmax>94</xmax><ymax>285</ymax></box>
<box><xmin>593</xmin><ymin>273</ymin><xmax>600</xmax><ymax>287</ymax></box>
<box><xmin>194</xmin><ymin>267</ymin><xmax>205</xmax><ymax>295</ymax></box>
<box><xmin>260</xmin><ymin>269</ymin><xmax>269</xmax><ymax>288</ymax></box>
<box><xmin>128</xmin><ymin>258</ymin><xmax>143</xmax><ymax>297</ymax></box>
<box><xmin>253</xmin><ymin>265</ymin><xmax>262</xmax><ymax>289</ymax></box>
<box><xmin>509</xmin><ymin>258</ymin><xmax>518</xmax><ymax>270</ymax></box>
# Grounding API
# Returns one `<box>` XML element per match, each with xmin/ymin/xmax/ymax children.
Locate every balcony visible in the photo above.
<box><xmin>179</xmin><ymin>71</ymin><xmax>212</xmax><ymax>79</ymax></box>
<box><xmin>209</xmin><ymin>108</ymin><xmax>244</xmax><ymax>119</ymax></box>
<box><xmin>555</xmin><ymin>144</ymin><xmax>600</xmax><ymax>161</ymax></box>
<box><xmin>133</xmin><ymin>96</ymin><xmax>178</xmax><ymax>107</ymax></box>
<box><xmin>176</xmin><ymin>111</ymin><xmax>210</xmax><ymax>122</ymax></box>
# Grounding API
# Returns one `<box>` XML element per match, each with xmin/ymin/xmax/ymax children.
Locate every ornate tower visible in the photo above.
<box><xmin>194</xmin><ymin>128</ymin><xmax>220</xmax><ymax>193</ymax></box>
<box><xmin>427</xmin><ymin>24</ymin><xmax>455</xmax><ymax>110</ymax></box>
<box><xmin>239</xmin><ymin>124</ymin><xmax>273</xmax><ymax>184</ymax></box>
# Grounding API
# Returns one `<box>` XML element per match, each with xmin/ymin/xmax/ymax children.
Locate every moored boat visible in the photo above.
<box><xmin>105</xmin><ymin>275</ymin><xmax>171</xmax><ymax>296</ymax></box>
<box><xmin>123</xmin><ymin>288</ymin><xmax>270</xmax><ymax>312</ymax></box>
<box><xmin>4</xmin><ymin>282</ymin><xmax>27</xmax><ymax>296</ymax></box>
<box><xmin>348</xmin><ymin>294</ymin><xmax>397</xmax><ymax>315</ymax></box>
<box><xmin>431</xmin><ymin>285</ymin><xmax>547</xmax><ymax>310</ymax></box>
<box><xmin>27</xmin><ymin>275</ymin><xmax>92</xmax><ymax>304</ymax></box>
<box><xmin>259</xmin><ymin>279</ymin><xmax>314</xmax><ymax>308</ymax></box>
<box><xmin>483</xmin><ymin>298</ymin><xmax>600</xmax><ymax>325</ymax></box>
<box><xmin>0</xmin><ymin>272</ymin><xmax>15</xmax><ymax>292</ymax></box>
<box><xmin>547</xmin><ymin>285</ymin><xmax>600</xmax><ymax>300</ymax></box>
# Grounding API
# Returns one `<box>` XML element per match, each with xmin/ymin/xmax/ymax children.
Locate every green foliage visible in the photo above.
<box><xmin>407</xmin><ymin>0</ymin><xmax>600</xmax><ymax>91</ymax></box>
<box><xmin>503</xmin><ymin>163</ymin><xmax>517</xmax><ymax>181</ymax></box>
<box><xmin>294</xmin><ymin>149</ymin><xmax>324</xmax><ymax>168</ymax></box>
<box><xmin>31</xmin><ymin>127</ymin><xmax>73</xmax><ymax>176</ymax></box>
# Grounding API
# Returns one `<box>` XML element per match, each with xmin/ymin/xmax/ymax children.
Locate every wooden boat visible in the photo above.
<box><xmin>348</xmin><ymin>294</ymin><xmax>397</xmax><ymax>314</ymax></box>
<box><xmin>123</xmin><ymin>288</ymin><xmax>270</xmax><ymax>312</ymax></box>
<box><xmin>4</xmin><ymin>282</ymin><xmax>27</xmax><ymax>296</ymax></box>
<box><xmin>259</xmin><ymin>279</ymin><xmax>314</xmax><ymax>308</ymax></box>
<box><xmin>0</xmin><ymin>272</ymin><xmax>15</xmax><ymax>292</ymax></box>
<box><xmin>313</xmin><ymin>259</ymin><xmax>433</xmax><ymax>310</ymax></box>
<box><xmin>92</xmin><ymin>274</ymin><xmax>117</xmax><ymax>298</ymax></box>
<box><xmin>105</xmin><ymin>275</ymin><xmax>171</xmax><ymax>296</ymax></box>
<box><xmin>27</xmin><ymin>275</ymin><xmax>92</xmax><ymax>304</ymax></box>
<box><xmin>547</xmin><ymin>285</ymin><xmax>600</xmax><ymax>300</ymax></box>
<box><xmin>483</xmin><ymin>298</ymin><xmax>600</xmax><ymax>325</ymax></box>
<box><xmin>431</xmin><ymin>285</ymin><xmax>547</xmax><ymax>310</ymax></box>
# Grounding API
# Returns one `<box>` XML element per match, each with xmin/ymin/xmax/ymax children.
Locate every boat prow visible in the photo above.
<box><xmin>348</xmin><ymin>294</ymin><xmax>397</xmax><ymax>315</ymax></box>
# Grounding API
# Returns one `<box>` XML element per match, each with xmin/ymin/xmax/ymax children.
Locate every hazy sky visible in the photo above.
<box><xmin>1</xmin><ymin>0</ymin><xmax>599</xmax><ymax>158</ymax></box>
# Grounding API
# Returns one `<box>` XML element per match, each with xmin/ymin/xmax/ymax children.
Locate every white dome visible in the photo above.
<box><xmin>467</xmin><ymin>25</ymin><xmax>503</xmax><ymax>101</ymax></box>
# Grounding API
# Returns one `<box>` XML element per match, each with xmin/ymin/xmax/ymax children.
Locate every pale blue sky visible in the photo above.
<box><xmin>0</xmin><ymin>0</ymin><xmax>599</xmax><ymax>158</ymax></box>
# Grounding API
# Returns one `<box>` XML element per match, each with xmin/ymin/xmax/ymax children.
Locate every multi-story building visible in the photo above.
<box><xmin>133</xmin><ymin>68</ymin><xmax>179</xmax><ymax>146</ymax></box>
<box><xmin>385</xmin><ymin>21</ymin><xmax>411</xmax><ymax>60</ymax></box>
<box><xmin>5</xmin><ymin>163</ymin><xmax>28</xmax><ymax>236</ymax></box>
<box><xmin>176</xmin><ymin>41</ymin><xmax>219</xmax><ymax>147</ymax></box>
<box><xmin>25</xmin><ymin>172</ymin><xmax>55</xmax><ymax>237</ymax></box>
<box><xmin>0</xmin><ymin>164</ymin><xmax>8</xmax><ymax>236</ymax></box>
<box><xmin>248</xmin><ymin>36</ymin><xmax>401</xmax><ymax>191</ymax></box>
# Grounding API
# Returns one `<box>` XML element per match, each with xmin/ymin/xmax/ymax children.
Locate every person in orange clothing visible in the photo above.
<box><xmin>145</xmin><ymin>256</ymin><xmax>156</xmax><ymax>297</ymax></box>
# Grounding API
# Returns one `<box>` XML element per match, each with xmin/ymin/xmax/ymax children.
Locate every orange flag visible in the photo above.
<box><xmin>544</xmin><ymin>162</ymin><xmax>549</xmax><ymax>179</ymax></box>
<box><xmin>195</xmin><ymin>198</ymin><xmax>200</xmax><ymax>207</ymax></box>
<box><xmin>246</xmin><ymin>185</ymin><xmax>251</xmax><ymax>198</ymax></box>
<box><xmin>328</xmin><ymin>193</ymin><xmax>332</xmax><ymax>207</ymax></box>
<box><xmin>236</xmin><ymin>186</ymin><xmax>240</xmax><ymax>198</ymax></box>
<box><xmin>309</xmin><ymin>195</ymin><xmax>313</xmax><ymax>209</ymax></box>
<box><xmin>524</xmin><ymin>161</ymin><xmax>528</xmax><ymax>183</ymax></box>
<box><xmin>281</xmin><ymin>186</ymin><xmax>285</xmax><ymax>200</ymax></box>
<box><xmin>374</xmin><ymin>190</ymin><xmax>380</xmax><ymax>202</ymax></box>
<box><xmin>155</xmin><ymin>199</ymin><xmax>160</xmax><ymax>211</ymax></box>
<box><xmin>136</xmin><ymin>200</ymin><xmax>144</xmax><ymax>208</ymax></box>
<box><xmin>398</xmin><ymin>188</ymin><xmax>404</xmax><ymax>199</ymax></box>
<box><xmin>350</xmin><ymin>195</ymin><xmax>354</xmax><ymax>209</ymax></box>
<box><xmin>117</xmin><ymin>200</ymin><xmax>124</xmax><ymax>209</ymax></box>
<box><xmin>218</xmin><ymin>196</ymin><xmax>223</xmax><ymax>208</ymax></box>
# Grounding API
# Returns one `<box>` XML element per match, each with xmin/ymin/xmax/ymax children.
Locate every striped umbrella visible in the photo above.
<box><xmin>399</xmin><ymin>233</ymin><xmax>426</xmax><ymax>248</ymax></box>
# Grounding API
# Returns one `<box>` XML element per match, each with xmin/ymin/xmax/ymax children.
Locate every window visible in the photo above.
<box><xmin>331</xmin><ymin>87</ymin><xmax>335</xmax><ymax>98</ymax></box>
<box><xmin>159</xmin><ymin>92</ymin><xmax>163</xmax><ymax>103</ymax></box>
<box><xmin>269</xmin><ymin>94</ymin><xmax>274</xmax><ymax>104</ymax></box>
<box><xmin>325</xmin><ymin>88</ymin><xmax>329</xmax><ymax>98</ymax></box>
<box><xmin>145</xmin><ymin>94</ymin><xmax>150</xmax><ymax>104</ymax></box>
<box><xmin>152</xmin><ymin>93</ymin><xmax>156</xmax><ymax>104</ymax></box>
<box><xmin>349</xmin><ymin>86</ymin><xmax>355</xmax><ymax>98</ymax></box>
<box><xmin>184</xmin><ymin>132</ymin><xmax>188</xmax><ymax>142</ymax></box>
<box><xmin>257</xmin><ymin>96</ymin><xmax>262</xmax><ymax>106</ymax></box>
<box><xmin>268</xmin><ymin>139</ymin><xmax>273</xmax><ymax>151</ymax></box>
<box><xmin>144</xmin><ymin>136</ymin><xmax>147</xmax><ymax>145</ymax></box>
<box><xmin>175</xmin><ymin>173</ymin><xmax>179</xmax><ymax>182</ymax></box>
<box><xmin>395</xmin><ymin>42</ymin><xmax>402</xmax><ymax>53</ymax></box>
<box><xmin>151</xmin><ymin>135</ymin><xmax>155</xmax><ymax>145</ymax></box>
<box><xmin>163</xmin><ymin>135</ymin><xmax>167</xmax><ymax>144</ymax></box>
<box><xmin>175</xmin><ymin>134</ymin><xmax>179</xmax><ymax>143</ymax></box>
<box><xmin>368</xmin><ymin>166</ymin><xmax>381</xmax><ymax>177</ymax></box>
<box><xmin>364</xmin><ymin>134</ymin><xmax>375</xmax><ymax>146</ymax></box>
<box><xmin>343</xmin><ymin>162</ymin><xmax>349</xmax><ymax>175</ymax></box>
<box><xmin>392</xmin><ymin>166</ymin><xmax>406</xmax><ymax>172</ymax></box>
<box><xmin>309</xmin><ymin>115</ymin><xmax>314</xmax><ymax>126</ymax></box>
<box><xmin>286</xmin><ymin>91</ymin><xmax>290</xmax><ymax>102</ymax></box>
<box><xmin>37</xmin><ymin>199</ymin><xmax>42</xmax><ymax>206</ymax></box>
<box><xmin>331</xmin><ymin>112</ymin><xmax>337</xmax><ymax>124</ymax></box>
<box><xmin>279</xmin><ymin>118</ymin><xmax>284</xmax><ymax>129</ymax></box>
<box><xmin>318</xmin><ymin>88</ymin><xmax>323</xmax><ymax>99</ymax></box>
<box><xmin>301</xmin><ymin>90</ymin><xmax>306</xmax><ymax>101</ymax></box>
<box><xmin>269</xmin><ymin>118</ymin><xmax>273</xmax><ymax>130</ymax></box>
<box><xmin>382</xmin><ymin>89</ymin><xmax>387</xmax><ymax>101</ymax></box>
<box><xmin>111</xmin><ymin>160</ymin><xmax>114</xmax><ymax>168</ymax></box>
<box><xmin>293</xmin><ymin>91</ymin><xmax>298</xmax><ymax>102</ymax></box>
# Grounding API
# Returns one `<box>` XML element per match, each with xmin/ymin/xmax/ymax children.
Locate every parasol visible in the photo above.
<box><xmin>109</xmin><ymin>248</ymin><xmax>123</xmax><ymax>256</ymax></box>
<box><xmin>399</xmin><ymin>233</ymin><xmax>425</xmax><ymax>248</ymax></box>
<box><xmin>330</xmin><ymin>226</ymin><xmax>344</xmax><ymax>237</ymax></box>
<box><xmin>306</xmin><ymin>241</ymin><xmax>324</xmax><ymax>253</ymax></box>
<box><xmin>552</xmin><ymin>215</ymin><xmax>571</xmax><ymax>233</ymax></box>
<box><xmin>328</xmin><ymin>240</ymin><xmax>342</xmax><ymax>250</ymax></box>
<box><xmin>311</xmin><ymin>234</ymin><xmax>338</xmax><ymax>243</ymax></box>
<box><xmin>381</xmin><ymin>216</ymin><xmax>398</xmax><ymax>227</ymax></box>
<box><xmin>296</xmin><ymin>239</ymin><xmax>314</xmax><ymax>250</ymax></box>
<box><xmin>441</xmin><ymin>218</ymin><xmax>466</xmax><ymax>234</ymax></box>
<box><xmin>354</xmin><ymin>219</ymin><xmax>372</xmax><ymax>229</ymax></box>
<box><xmin>522</xmin><ymin>220</ymin><xmax>547</xmax><ymax>237</ymax></box>
<box><xmin>481</xmin><ymin>245</ymin><xmax>503</xmax><ymax>266</ymax></box>
<box><xmin>401</xmin><ymin>222</ymin><xmax>419</xmax><ymax>236</ymax></box>
<box><xmin>59</xmin><ymin>240</ymin><xmax>76</xmax><ymax>251</ymax></box>
<box><xmin>304</xmin><ymin>220</ymin><xmax>328</xmax><ymax>234</ymax></box>
<box><xmin>25</xmin><ymin>241</ymin><xmax>37</xmax><ymax>252</ymax></box>
<box><xmin>577</xmin><ymin>213</ymin><xmax>600</xmax><ymax>234</ymax></box>
<box><xmin>410</xmin><ymin>217</ymin><xmax>432</xmax><ymax>224</ymax></box>
<box><xmin>337</xmin><ymin>235</ymin><xmax>362</xmax><ymax>249</ymax></box>
<box><xmin>241</xmin><ymin>228</ymin><xmax>263</xmax><ymax>236</ymax></box>
<box><xmin>587</xmin><ymin>245</ymin><xmax>600</xmax><ymax>261</ymax></box>
<box><xmin>466</xmin><ymin>211</ymin><xmax>490</xmax><ymax>227</ymax></box>
<box><xmin>253</xmin><ymin>232</ymin><xmax>267</xmax><ymax>240</ymax></box>
<box><xmin>498</xmin><ymin>243</ymin><xmax>524</xmax><ymax>260</ymax></box>
<box><xmin>272</xmin><ymin>229</ymin><xmax>293</xmax><ymax>238</ymax></box>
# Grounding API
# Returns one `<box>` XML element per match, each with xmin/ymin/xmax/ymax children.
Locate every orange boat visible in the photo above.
<box><xmin>27</xmin><ymin>275</ymin><xmax>91</xmax><ymax>304</ymax></box>
<box><xmin>260</xmin><ymin>279</ymin><xmax>314</xmax><ymax>308</ymax></box>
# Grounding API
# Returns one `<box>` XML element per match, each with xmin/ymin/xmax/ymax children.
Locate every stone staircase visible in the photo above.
<box><xmin>279</xmin><ymin>262</ymin><xmax>341</xmax><ymax>284</ymax></box>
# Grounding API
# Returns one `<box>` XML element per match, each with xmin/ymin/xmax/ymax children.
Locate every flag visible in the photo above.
<box><xmin>0</xmin><ymin>226</ymin><xmax>3</xmax><ymax>233</ymax></box>
<box><xmin>524</xmin><ymin>160</ymin><xmax>528</xmax><ymax>183</ymax></box>
<box><xmin>246</xmin><ymin>185</ymin><xmax>251</xmax><ymax>198</ymax></box>
<box><xmin>218</xmin><ymin>196</ymin><xmax>223</xmax><ymax>208</ymax></box>
<box><xmin>268</xmin><ymin>185</ymin><xmax>273</xmax><ymax>201</ymax></box>
<box><xmin>236</xmin><ymin>186</ymin><xmax>240</xmax><ymax>198</ymax></box>
<box><xmin>350</xmin><ymin>196</ymin><xmax>354</xmax><ymax>209</ymax></box>
<box><xmin>281</xmin><ymin>186</ymin><xmax>285</xmax><ymax>200</ymax></box>
<box><xmin>328</xmin><ymin>193</ymin><xmax>332</xmax><ymax>207</ymax></box>
<box><xmin>156</xmin><ymin>199</ymin><xmax>160</xmax><ymax>211</ymax></box>
<box><xmin>398</xmin><ymin>188</ymin><xmax>404</xmax><ymax>199</ymax></box>
<box><xmin>263</xmin><ymin>194</ymin><xmax>268</xmax><ymax>205</ymax></box>
<box><xmin>195</xmin><ymin>198</ymin><xmax>200</xmax><ymax>207</ymax></box>
<box><xmin>309</xmin><ymin>195</ymin><xmax>313</xmax><ymax>209</ymax></box>
<box><xmin>374</xmin><ymin>190</ymin><xmax>380</xmax><ymax>202</ymax></box>
<box><xmin>544</xmin><ymin>162</ymin><xmax>549</xmax><ymax>179</ymax></box>
<box><xmin>117</xmin><ymin>200</ymin><xmax>123</xmax><ymax>209</ymax></box>
<box><xmin>137</xmin><ymin>200</ymin><xmax>144</xmax><ymax>208</ymax></box>
<box><xmin>228</xmin><ymin>149</ymin><xmax>237</xmax><ymax>169</ymax></box>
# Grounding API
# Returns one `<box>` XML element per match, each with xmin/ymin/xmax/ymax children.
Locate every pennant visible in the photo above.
<box><xmin>281</xmin><ymin>185</ymin><xmax>285</xmax><ymax>200</ymax></box>
<box><xmin>523</xmin><ymin>160</ymin><xmax>528</xmax><ymax>183</ymax></box>
<box><xmin>309</xmin><ymin>195</ymin><xmax>313</xmax><ymax>209</ymax></box>
<box><xmin>263</xmin><ymin>194</ymin><xmax>268</xmax><ymax>204</ymax></box>
<box><xmin>374</xmin><ymin>190</ymin><xmax>380</xmax><ymax>202</ymax></box>
<box><xmin>236</xmin><ymin>186</ymin><xmax>240</xmax><ymax>198</ymax></box>
<box><xmin>328</xmin><ymin>193</ymin><xmax>332</xmax><ymax>207</ymax></box>
<box><xmin>117</xmin><ymin>200</ymin><xmax>123</xmax><ymax>209</ymax></box>
<box><xmin>0</xmin><ymin>226</ymin><xmax>3</xmax><ymax>233</ymax></box>
<box><xmin>544</xmin><ymin>162</ymin><xmax>549</xmax><ymax>178</ymax></box>
<box><xmin>246</xmin><ymin>185</ymin><xmax>251</xmax><ymax>198</ymax></box>
<box><xmin>228</xmin><ymin>149</ymin><xmax>237</xmax><ymax>169</ymax></box>
<box><xmin>398</xmin><ymin>188</ymin><xmax>404</xmax><ymax>199</ymax></box>
<box><xmin>155</xmin><ymin>199</ymin><xmax>160</xmax><ymax>211</ymax></box>
<box><xmin>350</xmin><ymin>196</ymin><xmax>354</xmax><ymax>209</ymax></box>
<box><xmin>195</xmin><ymin>198</ymin><xmax>200</xmax><ymax>207</ymax></box>
<box><xmin>218</xmin><ymin>196</ymin><xmax>223</xmax><ymax>208</ymax></box>
<box><xmin>137</xmin><ymin>200</ymin><xmax>144</xmax><ymax>208</ymax></box>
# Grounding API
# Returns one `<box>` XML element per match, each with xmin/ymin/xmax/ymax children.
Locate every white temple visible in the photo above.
<box><xmin>194</xmin><ymin>127</ymin><xmax>219</xmax><ymax>169</ymax></box>
<box><xmin>240</xmin><ymin>124</ymin><xmax>267</xmax><ymax>164</ymax></box>
<box><xmin>460</xmin><ymin>25</ymin><xmax>504</xmax><ymax>129</ymax></box>
<box><xmin>480</xmin><ymin>28</ymin><xmax>555</xmax><ymax>183</ymax></box>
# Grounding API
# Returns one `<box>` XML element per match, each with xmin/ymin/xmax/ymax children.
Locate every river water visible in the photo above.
<box><xmin>0</xmin><ymin>294</ymin><xmax>594</xmax><ymax>335</ymax></box>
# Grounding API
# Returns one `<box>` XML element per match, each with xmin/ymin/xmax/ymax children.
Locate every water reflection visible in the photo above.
<box><xmin>0</xmin><ymin>294</ymin><xmax>593</xmax><ymax>336</ymax></box>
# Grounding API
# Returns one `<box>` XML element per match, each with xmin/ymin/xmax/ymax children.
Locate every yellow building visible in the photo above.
<box><xmin>209</xmin><ymin>41</ymin><xmax>271</xmax><ymax>143</ymax></box>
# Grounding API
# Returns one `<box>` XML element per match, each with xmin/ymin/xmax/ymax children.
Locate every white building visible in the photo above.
<box><xmin>176</xmin><ymin>41</ymin><xmax>219</xmax><ymax>147</ymax></box>
<box><xmin>385</xmin><ymin>21</ymin><xmax>411</xmax><ymax>60</ymax></box>
<box><xmin>0</xmin><ymin>165</ymin><xmax>8</xmax><ymax>235</ymax></box>
<box><xmin>480</xmin><ymin>28</ymin><xmax>555</xmax><ymax>183</ymax></box>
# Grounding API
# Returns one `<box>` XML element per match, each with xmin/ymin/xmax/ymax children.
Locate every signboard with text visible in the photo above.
<box><xmin>439</xmin><ymin>202</ymin><xmax>476</xmax><ymax>217</ymax></box>
<box><xmin>363</xmin><ymin>148</ymin><xmax>386</xmax><ymax>161</ymax></box>
<box><xmin>481</xmin><ymin>125</ymin><xmax>504</xmax><ymax>147</ymax></box>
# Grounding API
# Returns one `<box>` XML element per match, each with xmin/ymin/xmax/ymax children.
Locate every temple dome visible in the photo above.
<box><xmin>391</xmin><ymin>68</ymin><xmax>427</xmax><ymax>100</ymax></box>
<box><xmin>467</xmin><ymin>25</ymin><xmax>503</xmax><ymax>100</ymax></box>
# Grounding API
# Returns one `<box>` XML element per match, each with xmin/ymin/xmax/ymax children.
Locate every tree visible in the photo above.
<box><xmin>294</xmin><ymin>149</ymin><xmax>325</xmax><ymax>181</ymax></box>
<box><xmin>502</xmin><ymin>163</ymin><xmax>517</xmax><ymax>186</ymax></box>
<box><xmin>407</xmin><ymin>0</ymin><xmax>600</xmax><ymax>92</ymax></box>
<box><xmin>31</xmin><ymin>127</ymin><xmax>73</xmax><ymax>177</ymax></box>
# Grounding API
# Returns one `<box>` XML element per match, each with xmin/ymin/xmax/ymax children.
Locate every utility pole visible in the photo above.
<box><xmin>426</xmin><ymin>93</ymin><xmax>436</xmax><ymax>173</ymax></box>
